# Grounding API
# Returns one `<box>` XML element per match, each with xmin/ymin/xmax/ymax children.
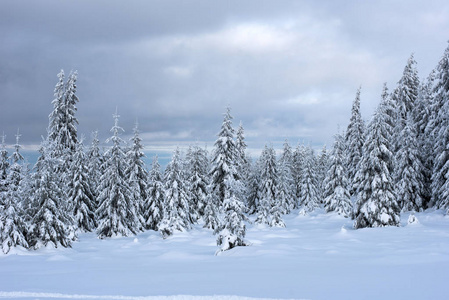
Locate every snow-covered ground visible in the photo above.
<box><xmin>1</xmin><ymin>209</ymin><xmax>448</xmax><ymax>300</ymax></box>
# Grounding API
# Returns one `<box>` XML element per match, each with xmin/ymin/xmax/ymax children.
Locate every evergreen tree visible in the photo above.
<box><xmin>246</xmin><ymin>156</ymin><xmax>261</xmax><ymax>214</ymax></box>
<box><xmin>353</xmin><ymin>88</ymin><xmax>400</xmax><ymax>229</ymax></box>
<box><xmin>292</xmin><ymin>144</ymin><xmax>306</xmax><ymax>208</ymax></box>
<box><xmin>430</xmin><ymin>44</ymin><xmax>449</xmax><ymax>209</ymax></box>
<box><xmin>96</xmin><ymin>110</ymin><xmax>140</xmax><ymax>238</ymax></box>
<box><xmin>0</xmin><ymin>133</ymin><xmax>9</xmax><ymax>193</ymax></box>
<box><xmin>277</xmin><ymin>140</ymin><xmax>295</xmax><ymax>214</ymax></box>
<box><xmin>0</xmin><ymin>130</ymin><xmax>29</xmax><ymax>253</ymax></box>
<box><xmin>317</xmin><ymin>145</ymin><xmax>329</xmax><ymax>203</ymax></box>
<box><xmin>416</xmin><ymin>71</ymin><xmax>436</xmax><ymax>207</ymax></box>
<box><xmin>235</xmin><ymin>122</ymin><xmax>250</xmax><ymax>199</ymax></box>
<box><xmin>8</xmin><ymin>129</ymin><xmax>25</xmax><ymax>187</ymax></box>
<box><xmin>86</xmin><ymin>131</ymin><xmax>103</xmax><ymax>205</ymax></box>
<box><xmin>323</xmin><ymin>133</ymin><xmax>352</xmax><ymax>217</ymax></box>
<box><xmin>28</xmin><ymin>140</ymin><xmax>76</xmax><ymax>249</ymax></box>
<box><xmin>395</xmin><ymin>115</ymin><xmax>424</xmax><ymax>212</ymax></box>
<box><xmin>144</xmin><ymin>156</ymin><xmax>165</xmax><ymax>231</ymax></box>
<box><xmin>394</xmin><ymin>54</ymin><xmax>420</xmax><ymax>132</ymax></box>
<box><xmin>209</xmin><ymin>107</ymin><xmax>241</xmax><ymax>208</ymax></box>
<box><xmin>69</xmin><ymin>141</ymin><xmax>97</xmax><ymax>232</ymax></box>
<box><xmin>186</xmin><ymin>145</ymin><xmax>209</xmax><ymax>218</ymax></box>
<box><xmin>0</xmin><ymin>181</ymin><xmax>29</xmax><ymax>253</ymax></box>
<box><xmin>255</xmin><ymin>145</ymin><xmax>284</xmax><ymax>227</ymax></box>
<box><xmin>159</xmin><ymin>148</ymin><xmax>192</xmax><ymax>237</ymax></box>
<box><xmin>215</xmin><ymin>174</ymin><xmax>249</xmax><ymax>253</ymax></box>
<box><xmin>298</xmin><ymin>146</ymin><xmax>320</xmax><ymax>212</ymax></box>
<box><xmin>125</xmin><ymin>122</ymin><xmax>149</xmax><ymax>229</ymax></box>
<box><xmin>345</xmin><ymin>87</ymin><xmax>365</xmax><ymax>195</ymax></box>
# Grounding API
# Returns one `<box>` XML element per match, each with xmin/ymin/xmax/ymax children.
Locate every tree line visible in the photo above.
<box><xmin>1</xmin><ymin>43</ymin><xmax>449</xmax><ymax>254</ymax></box>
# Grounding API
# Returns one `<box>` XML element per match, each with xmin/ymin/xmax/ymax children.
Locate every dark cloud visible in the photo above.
<box><xmin>1</xmin><ymin>0</ymin><xmax>448</xmax><ymax>159</ymax></box>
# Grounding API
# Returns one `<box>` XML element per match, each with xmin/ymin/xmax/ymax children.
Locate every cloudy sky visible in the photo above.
<box><xmin>1</xmin><ymin>0</ymin><xmax>448</xmax><ymax>161</ymax></box>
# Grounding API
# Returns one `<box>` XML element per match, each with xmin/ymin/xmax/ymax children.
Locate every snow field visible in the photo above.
<box><xmin>1</xmin><ymin>210</ymin><xmax>448</xmax><ymax>300</ymax></box>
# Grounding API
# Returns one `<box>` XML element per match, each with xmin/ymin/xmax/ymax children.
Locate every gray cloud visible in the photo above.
<box><xmin>1</xmin><ymin>0</ymin><xmax>448</xmax><ymax>160</ymax></box>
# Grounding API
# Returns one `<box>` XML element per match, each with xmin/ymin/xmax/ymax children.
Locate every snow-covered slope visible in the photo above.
<box><xmin>1</xmin><ymin>210</ymin><xmax>448</xmax><ymax>300</ymax></box>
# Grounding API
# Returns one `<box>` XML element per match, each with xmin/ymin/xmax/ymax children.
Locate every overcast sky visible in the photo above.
<box><xmin>1</xmin><ymin>0</ymin><xmax>448</xmax><ymax>161</ymax></box>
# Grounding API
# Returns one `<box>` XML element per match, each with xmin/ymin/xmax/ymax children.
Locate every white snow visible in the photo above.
<box><xmin>1</xmin><ymin>209</ymin><xmax>448</xmax><ymax>300</ymax></box>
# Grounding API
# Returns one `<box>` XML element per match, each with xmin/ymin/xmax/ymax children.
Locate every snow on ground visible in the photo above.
<box><xmin>1</xmin><ymin>209</ymin><xmax>448</xmax><ymax>300</ymax></box>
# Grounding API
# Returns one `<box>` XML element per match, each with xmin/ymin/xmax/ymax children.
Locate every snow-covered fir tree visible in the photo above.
<box><xmin>8</xmin><ymin>129</ymin><xmax>25</xmax><ymax>188</ymax></box>
<box><xmin>0</xmin><ymin>130</ymin><xmax>29</xmax><ymax>253</ymax></box>
<box><xmin>86</xmin><ymin>131</ymin><xmax>103</xmax><ymax>205</ymax></box>
<box><xmin>235</xmin><ymin>122</ymin><xmax>250</xmax><ymax>199</ymax></box>
<box><xmin>202</xmin><ymin>183</ymin><xmax>220</xmax><ymax>230</ymax></box>
<box><xmin>292</xmin><ymin>144</ymin><xmax>306</xmax><ymax>208</ymax></box>
<box><xmin>323</xmin><ymin>133</ymin><xmax>352</xmax><ymax>217</ymax></box>
<box><xmin>316</xmin><ymin>145</ymin><xmax>329</xmax><ymax>203</ymax></box>
<box><xmin>143</xmin><ymin>156</ymin><xmax>165</xmax><ymax>231</ymax></box>
<box><xmin>345</xmin><ymin>87</ymin><xmax>365</xmax><ymax>195</ymax></box>
<box><xmin>209</xmin><ymin>107</ymin><xmax>242</xmax><ymax>209</ymax></box>
<box><xmin>394</xmin><ymin>114</ymin><xmax>424</xmax><ymax>212</ymax></box>
<box><xmin>68</xmin><ymin>140</ymin><xmax>97</xmax><ymax>232</ymax></box>
<box><xmin>48</xmin><ymin>70</ymin><xmax>79</xmax><ymax>153</ymax></box>
<box><xmin>125</xmin><ymin>121</ymin><xmax>149</xmax><ymax>229</ymax></box>
<box><xmin>159</xmin><ymin>148</ymin><xmax>192</xmax><ymax>237</ymax></box>
<box><xmin>430</xmin><ymin>44</ymin><xmax>449</xmax><ymax>210</ymax></box>
<box><xmin>246</xmin><ymin>156</ymin><xmax>261</xmax><ymax>214</ymax></box>
<box><xmin>255</xmin><ymin>145</ymin><xmax>284</xmax><ymax>227</ymax></box>
<box><xmin>416</xmin><ymin>70</ymin><xmax>436</xmax><ymax>207</ymax></box>
<box><xmin>186</xmin><ymin>145</ymin><xmax>209</xmax><ymax>219</ymax></box>
<box><xmin>393</xmin><ymin>54</ymin><xmax>420</xmax><ymax>133</ymax></box>
<box><xmin>215</xmin><ymin>174</ymin><xmax>249</xmax><ymax>253</ymax></box>
<box><xmin>298</xmin><ymin>146</ymin><xmax>320</xmax><ymax>213</ymax></box>
<box><xmin>276</xmin><ymin>140</ymin><xmax>295</xmax><ymax>214</ymax></box>
<box><xmin>96</xmin><ymin>110</ymin><xmax>140</xmax><ymax>238</ymax></box>
<box><xmin>0</xmin><ymin>133</ymin><xmax>9</xmax><ymax>193</ymax></box>
<box><xmin>353</xmin><ymin>87</ymin><xmax>400</xmax><ymax>229</ymax></box>
<box><xmin>0</xmin><ymin>180</ymin><xmax>29</xmax><ymax>253</ymax></box>
<box><xmin>28</xmin><ymin>139</ymin><xmax>76</xmax><ymax>249</ymax></box>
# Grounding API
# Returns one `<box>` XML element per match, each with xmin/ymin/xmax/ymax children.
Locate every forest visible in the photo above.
<box><xmin>1</xmin><ymin>43</ymin><xmax>448</xmax><ymax>255</ymax></box>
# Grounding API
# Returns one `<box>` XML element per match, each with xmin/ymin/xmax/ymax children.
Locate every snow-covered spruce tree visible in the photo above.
<box><xmin>86</xmin><ymin>131</ymin><xmax>103</xmax><ymax>204</ymax></box>
<box><xmin>394</xmin><ymin>114</ymin><xmax>424</xmax><ymax>212</ymax></box>
<box><xmin>143</xmin><ymin>156</ymin><xmax>165</xmax><ymax>231</ymax></box>
<box><xmin>317</xmin><ymin>145</ymin><xmax>329</xmax><ymax>203</ymax></box>
<box><xmin>49</xmin><ymin>70</ymin><xmax>79</xmax><ymax>152</ymax></box>
<box><xmin>353</xmin><ymin>87</ymin><xmax>400</xmax><ymax>229</ymax></box>
<box><xmin>298</xmin><ymin>146</ymin><xmax>320</xmax><ymax>213</ymax></box>
<box><xmin>255</xmin><ymin>145</ymin><xmax>285</xmax><ymax>227</ymax></box>
<box><xmin>277</xmin><ymin>140</ymin><xmax>296</xmax><ymax>214</ymax></box>
<box><xmin>209</xmin><ymin>107</ymin><xmax>242</xmax><ymax>209</ymax></box>
<box><xmin>28</xmin><ymin>139</ymin><xmax>76</xmax><ymax>249</ymax></box>
<box><xmin>215</xmin><ymin>174</ymin><xmax>249</xmax><ymax>253</ymax></box>
<box><xmin>416</xmin><ymin>71</ymin><xmax>436</xmax><ymax>208</ymax></box>
<box><xmin>345</xmin><ymin>87</ymin><xmax>365</xmax><ymax>195</ymax></box>
<box><xmin>186</xmin><ymin>145</ymin><xmax>209</xmax><ymax>219</ymax></box>
<box><xmin>159</xmin><ymin>148</ymin><xmax>192</xmax><ymax>238</ymax></box>
<box><xmin>0</xmin><ymin>133</ymin><xmax>9</xmax><ymax>193</ymax></box>
<box><xmin>202</xmin><ymin>183</ymin><xmax>220</xmax><ymax>230</ymax></box>
<box><xmin>430</xmin><ymin>44</ymin><xmax>449</xmax><ymax>210</ymax></box>
<box><xmin>0</xmin><ymin>179</ymin><xmax>29</xmax><ymax>253</ymax></box>
<box><xmin>236</xmin><ymin>122</ymin><xmax>250</xmax><ymax>199</ymax></box>
<box><xmin>68</xmin><ymin>141</ymin><xmax>97</xmax><ymax>232</ymax></box>
<box><xmin>292</xmin><ymin>144</ymin><xmax>306</xmax><ymax>208</ymax></box>
<box><xmin>393</xmin><ymin>54</ymin><xmax>420</xmax><ymax>134</ymax></box>
<box><xmin>323</xmin><ymin>133</ymin><xmax>352</xmax><ymax>217</ymax></box>
<box><xmin>246</xmin><ymin>156</ymin><xmax>261</xmax><ymax>214</ymax></box>
<box><xmin>125</xmin><ymin>122</ymin><xmax>148</xmax><ymax>229</ymax></box>
<box><xmin>8</xmin><ymin>129</ymin><xmax>25</xmax><ymax>188</ymax></box>
<box><xmin>0</xmin><ymin>130</ymin><xmax>29</xmax><ymax>253</ymax></box>
<box><xmin>96</xmin><ymin>110</ymin><xmax>140</xmax><ymax>238</ymax></box>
